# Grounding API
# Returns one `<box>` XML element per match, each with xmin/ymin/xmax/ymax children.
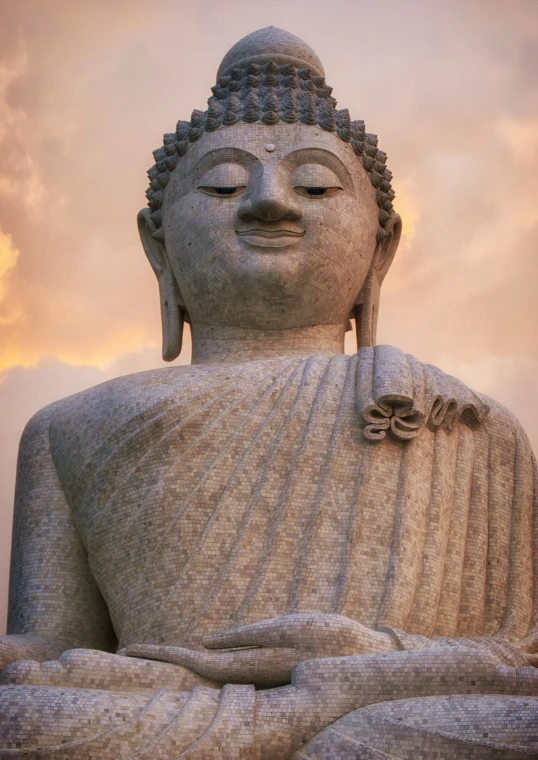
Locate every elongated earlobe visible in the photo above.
<box><xmin>354</xmin><ymin>271</ymin><xmax>380</xmax><ymax>349</ymax></box>
<box><xmin>160</xmin><ymin>269</ymin><xmax>184</xmax><ymax>361</ymax></box>
<box><xmin>137</xmin><ymin>208</ymin><xmax>185</xmax><ymax>362</ymax></box>
<box><xmin>354</xmin><ymin>213</ymin><xmax>401</xmax><ymax>351</ymax></box>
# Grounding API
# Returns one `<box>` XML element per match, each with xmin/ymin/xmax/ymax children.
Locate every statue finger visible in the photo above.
<box><xmin>189</xmin><ymin>646</ymin><xmax>299</xmax><ymax>686</ymax></box>
<box><xmin>123</xmin><ymin>644</ymin><xmax>232</xmax><ymax>674</ymax></box>
<box><xmin>203</xmin><ymin>615</ymin><xmax>310</xmax><ymax>649</ymax></box>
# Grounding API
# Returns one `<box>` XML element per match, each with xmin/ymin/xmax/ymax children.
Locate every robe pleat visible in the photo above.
<box><xmin>49</xmin><ymin>350</ymin><xmax>538</xmax><ymax>649</ymax></box>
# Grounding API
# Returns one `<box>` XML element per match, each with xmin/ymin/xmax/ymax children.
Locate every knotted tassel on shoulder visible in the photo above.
<box><xmin>356</xmin><ymin>346</ymin><xmax>490</xmax><ymax>442</ymax></box>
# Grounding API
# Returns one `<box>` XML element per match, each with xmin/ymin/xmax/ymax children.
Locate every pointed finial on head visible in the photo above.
<box><xmin>217</xmin><ymin>26</ymin><xmax>325</xmax><ymax>79</ymax></box>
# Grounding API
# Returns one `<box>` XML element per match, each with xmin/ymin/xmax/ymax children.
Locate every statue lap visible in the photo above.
<box><xmin>2</xmin><ymin>649</ymin><xmax>538</xmax><ymax>758</ymax></box>
<box><xmin>2</xmin><ymin>684</ymin><xmax>538</xmax><ymax>758</ymax></box>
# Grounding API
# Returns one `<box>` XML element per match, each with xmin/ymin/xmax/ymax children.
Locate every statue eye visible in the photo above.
<box><xmin>294</xmin><ymin>186</ymin><xmax>342</xmax><ymax>198</ymax></box>
<box><xmin>198</xmin><ymin>186</ymin><xmax>247</xmax><ymax>198</ymax></box>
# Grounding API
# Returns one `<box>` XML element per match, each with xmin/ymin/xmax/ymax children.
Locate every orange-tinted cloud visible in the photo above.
<box><xmin>0</xmin><ymin>228</ymin><xmax>19</xmax><ymax>304</ymax></box>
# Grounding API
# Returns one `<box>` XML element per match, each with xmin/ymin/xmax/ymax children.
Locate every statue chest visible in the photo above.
<box><xmin>50</xmin><ymin>355</ymin><xmax>533</xmax><ymax>645</ymax></box>
<box><xmin>78</xmin><ymin>392</ymin><xmax>425</xmax><ymax>644</ymax></box>
<box><xmin>65</xmin><ymin>356</ymin><xmax>411</xmax><ymax>644</ymax></box>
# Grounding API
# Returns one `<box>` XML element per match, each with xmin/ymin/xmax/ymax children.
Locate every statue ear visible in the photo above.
<box><xmin>137</xmin><ymin>209</ymin><xmax>185</xmax><ymax>361</ymax></box>
<box><xmin>354</xmin><ymin>213</ymin><xmax>402</xmax><ymax>350</ymax></box>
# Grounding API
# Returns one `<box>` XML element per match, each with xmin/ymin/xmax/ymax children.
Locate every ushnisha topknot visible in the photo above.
<box><xmin>217</xmin><ymin>26</ymin><xmax>325</xmax><ymax>78</ymax></box>
<box><xmin>146</xmin><ymin>27</ymin><xmax>396</xmax><ymax>244</ymax></box>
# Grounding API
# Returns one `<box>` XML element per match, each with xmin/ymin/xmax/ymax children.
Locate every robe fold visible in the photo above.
<box><xmin>25</xmin><ymin>347</ymin><xmax>536</xmax><ymax>650</ymax></box>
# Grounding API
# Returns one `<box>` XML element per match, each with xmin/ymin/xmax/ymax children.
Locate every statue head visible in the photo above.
<box><xmin>138</xmin><ymin>27</ymin><xmax>402</xmax><ymax>360</ymax></box>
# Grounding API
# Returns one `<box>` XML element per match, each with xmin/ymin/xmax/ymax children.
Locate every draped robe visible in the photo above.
<box><xmin>2</xmin><ymin>347</ymin><xmax>538</xmax><ymax>757</ymax></box>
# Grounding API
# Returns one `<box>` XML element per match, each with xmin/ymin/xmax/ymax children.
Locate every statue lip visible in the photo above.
<box><xmin>236</xmin><ymin>228</ymin><xmax>304</xmax><ymax>238</ymax></box>
<box><xmin>236</xmin><ymin>228</ymin><xmax>305</xmax><ymax>248</ymax></box>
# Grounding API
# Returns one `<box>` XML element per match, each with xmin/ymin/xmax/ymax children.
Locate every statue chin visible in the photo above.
<box><xmin>1</xmin><ymin>25</ymin><xmax>537</xmax><ymax>760</ymax></box>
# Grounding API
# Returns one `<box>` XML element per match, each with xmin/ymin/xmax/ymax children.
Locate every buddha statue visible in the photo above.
<box><xmin>1</xmin><ymin>26</ymin><xmax>537</xmax><ymax>759</ymax></box>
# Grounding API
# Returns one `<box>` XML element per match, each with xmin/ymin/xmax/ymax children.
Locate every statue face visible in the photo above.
<box><xmin>162</xmin><ymin>123</ymin><xmax>380</xmax><ymax>330</ymax></box>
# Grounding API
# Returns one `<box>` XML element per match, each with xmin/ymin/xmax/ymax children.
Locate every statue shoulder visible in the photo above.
<box><xmin>21</xmin><ymin>366</ymin><xmax>194</xmax><ymax>458</ymax></box>
<box><xmin>474</xmin><ymin>390</ymin><xmax>534</xmax><ymax>451</ymax></box>
<box><xmin>356</xmin><ymin>346</ymin><xmax>533</xmax><ymax>450</ymax></box>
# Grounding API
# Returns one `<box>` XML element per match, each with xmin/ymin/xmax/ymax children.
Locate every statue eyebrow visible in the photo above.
<box><xmin>283</xmin><ymin>147</ymin><xmax>352</xmax><ymax>187</ymax></box>
<box><xmin>190</xmin><ymin>147</ymin><xmax>258</xmax><ymax>177</ymax></box>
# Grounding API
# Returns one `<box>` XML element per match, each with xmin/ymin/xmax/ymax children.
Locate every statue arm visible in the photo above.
<box><xmin>2</xmin><ymin>406</ymin><xmax>116</xmax><ymax>668</ymax></box>
<box><xmin>1</xmin><ymin>649</ymin><xmax>535</xmax><ymax>758</ymax></box>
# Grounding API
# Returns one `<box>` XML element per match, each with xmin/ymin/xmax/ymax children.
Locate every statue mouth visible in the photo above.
<box><xmin>236</xmin><ymin>228</ymin><xmax>305</xmax><ymax>248</ymax></box>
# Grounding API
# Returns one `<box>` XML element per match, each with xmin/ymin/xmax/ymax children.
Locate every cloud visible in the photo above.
<box><xmin>0</xmin><ymin>34</ymin><xmax>45</xmax><ymax>211</ymax></box>
<box><xmin>0</xmin><ymin>227</ymin><xmax>19</xmax><ymax>303</ymax></box>
<box><xmin>497</xmin><ymin>117</ymin><xmax>538</xmax><ymax>166</ymax></box>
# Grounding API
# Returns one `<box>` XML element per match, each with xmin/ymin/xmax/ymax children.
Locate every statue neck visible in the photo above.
<box><xmin>190</xmin><ymin>323</ymin><xmax>347</xmax><ymax>364</ymax></box>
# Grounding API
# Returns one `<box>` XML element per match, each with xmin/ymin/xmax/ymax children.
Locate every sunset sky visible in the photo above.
<box><xmin>1</xmin><ymin>0</ymin><xmax>537</xmax><ymax>632</ymax></box>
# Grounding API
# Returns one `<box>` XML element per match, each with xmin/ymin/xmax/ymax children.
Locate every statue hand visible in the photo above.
<box><xmin>123</xmin><ymin>613</ymin><xmax>395</xmax><ymax>687</ymax></box>
<box><xmin>203</xmin><ymin>613</ymin><xmax>395</xmax><ymax>659</ymax></box>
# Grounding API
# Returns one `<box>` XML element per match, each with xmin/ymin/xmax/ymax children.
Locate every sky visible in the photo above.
<box><xmin>0</xmin><ymin>0</ymin><xmax>537</xmax><ymax>633</ymax></box>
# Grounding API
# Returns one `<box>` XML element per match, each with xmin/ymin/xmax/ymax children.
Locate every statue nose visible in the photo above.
<box><xmin>238</xmin><ymin>177</ymin><xmax>302</xmax><ymax>222</ymax></box>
